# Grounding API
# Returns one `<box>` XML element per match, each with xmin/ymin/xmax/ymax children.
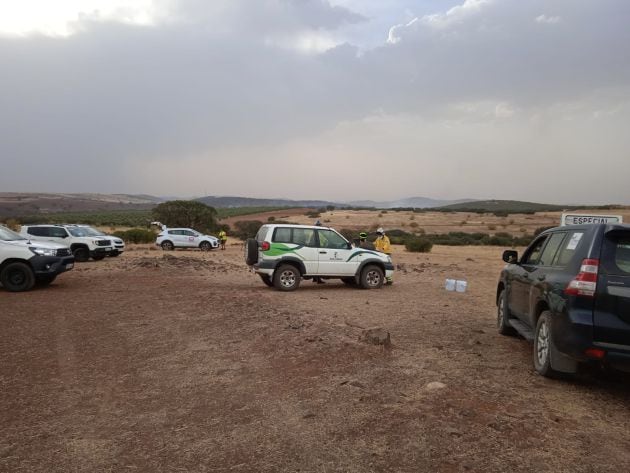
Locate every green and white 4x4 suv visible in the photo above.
<box><xmin>245</xmin><ymin>224</ymin><xmax>394</xmax><ymax>291</ymax></box>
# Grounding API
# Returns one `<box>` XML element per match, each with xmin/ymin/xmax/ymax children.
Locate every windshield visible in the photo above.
<box><xmin>68</xmin><ymin>227</ymin><xmax>102</xmax><ymax>237</ymax></box>
<box><xmin>0</xmin><ymin>226</ymin><xmax>27</xmax><ymax>241</ymax></box>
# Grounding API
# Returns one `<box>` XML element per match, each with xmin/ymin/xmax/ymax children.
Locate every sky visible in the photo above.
<box><xmin>1</xmin><ymin>0</ymin><xmax>629</xmax><ymax>204</ymax></box>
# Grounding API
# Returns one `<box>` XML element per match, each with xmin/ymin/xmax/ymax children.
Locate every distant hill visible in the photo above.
<box><xmin>0</xmin><ymin>193</ymin><xmax>162</xmax><ymax>218</ymax></box>
<box><xmin>195</xmin><ymin>195</ymin><xmax>342</xmax><ymax>209</ymax></box>
<box><xmin>348</xmin><ymin>197</ymin><xmax>476</xmax><ymax>209</ymax></box>
<box><xmin>436</xmin><ymin>200</ymin><xmax>575</xmax><ymax>213</ymax></box>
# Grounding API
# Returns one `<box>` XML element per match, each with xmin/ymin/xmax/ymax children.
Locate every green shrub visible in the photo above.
<box><xmin>113</xmin><ymin>228</ymin><xmax>156</xmax><ymax>244</ymax></box>
<box><xmin>233</xmin><ymin>220</ymin><xmax>264</xmax><ymax>241</ymax></box>
<box><xmin>405</xmin><ymin>237</ymin><xmax>433</xmax><ymax>253</ymax></box>
<box><xmin>267</xmin><ymin>216</ymin><xmax>276</xmax><ymax>222</ymax></box>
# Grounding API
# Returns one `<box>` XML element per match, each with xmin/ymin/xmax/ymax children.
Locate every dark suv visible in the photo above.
<box><xmin>497</xmin><ymin>224</ymin><xmax>630</xmax><ymax>377</ymax></box>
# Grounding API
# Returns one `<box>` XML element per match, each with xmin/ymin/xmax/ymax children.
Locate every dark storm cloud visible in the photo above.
<box><xmin>0</xmin><ymin>0</ymin><xmax>629</xmax><ymax>201</ymax></box>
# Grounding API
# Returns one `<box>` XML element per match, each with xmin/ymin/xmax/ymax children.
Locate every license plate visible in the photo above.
<box><xmin>66</xmin><ymin>263</ymin><xmax>74</xmax><ymax>269</ymax></box>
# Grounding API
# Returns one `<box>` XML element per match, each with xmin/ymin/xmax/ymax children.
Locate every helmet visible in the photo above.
<box><xmin>359</xmin><ymin>232</ymin><xmax>367</xmax><ymax>239</ymax></box>
<box><xmin>376</xmin><ymin>227</ymin><xmax>384</xmax><ymax>234</ymax></box>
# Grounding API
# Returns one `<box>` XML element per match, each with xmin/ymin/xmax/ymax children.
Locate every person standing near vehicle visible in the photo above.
<box><xmin>358</xmin><ymin>232</ymin><xmax>375</xmax><ymax>250</ymax></box>
<box><xmin>374</xmin><ymin>228</ymin><xmax>391</xmax><ymax>254</ymax></box>
<box><xmin>218</xmin><ymin>228</ymin><xmax>228</xmax><ymax>250</ymax></box>
<box><xmin>374</xmin><ymin>228</ymin><xmax>393</xmax><ymax>285</ymax></box>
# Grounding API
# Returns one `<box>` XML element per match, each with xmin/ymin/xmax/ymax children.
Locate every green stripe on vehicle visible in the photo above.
<box><xmin>264</xmin><ymin>243</ymin><xmax>306</xmax><ymax>260</ymax></box>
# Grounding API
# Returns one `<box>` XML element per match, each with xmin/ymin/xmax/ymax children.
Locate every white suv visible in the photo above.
<box><xmin>76</xmin><ymin>225</ymin><xmax>125</xmax><ymax>256</ymax></box>
<box><xmin>245</xmin><ymin>224</ymin><xmax>394</xmax><ymax>291</ymax></box>
<box><xmin>156</xmin><ymin>228</ymin><xmax>219</xmax><ymax>251</ymax></box>
<box><xmin>0</xmin><ymin>225</ymin><xmax>74</xmax><ymax>291</ymax></box>
<box><xmin>20</xmin><ymin>224</ymin><xmax>114</xmax><ymax>262</ymax></box>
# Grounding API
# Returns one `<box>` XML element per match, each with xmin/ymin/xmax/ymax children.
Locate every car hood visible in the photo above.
<box><xmin>1</xmin><ymin>239</ymin><xmax>69</xmax><ymax>250</ymax></box>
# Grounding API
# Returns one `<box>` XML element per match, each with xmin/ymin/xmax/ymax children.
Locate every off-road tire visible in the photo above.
<box><xmin>259</xmin><ymin>274</ymin><xmax>274</xmax><ymax>287</ymax></box>
<box><xmin>92</xmin><ymin>254</ymin><xmax>106</xmax><ymax>261</ymax></box>
<box><xmin>273</xmin><ymin>264</ymin><xmax>301</xmax><ymax>291</ymax></box>
<box><xmin>245</xmin><ymin>238</ymin><xmax>259</xmax><ymax>266</ymax></box>
<box><xmin>497</xmin><ymin>289</ymin><xmax>517</xmax><ymax>336</ymax></box>
<box><xmin>360</xmin><ymin>265</ymin><xmax>384</xmax><ymax>289</ymax></box>
<box><xmin>73</xmin><ymin>247</ymin><xmax>90</xmax><ymax>262</ymax></box>
<box><xmin>1</xmin><ymin>262</ymin><xmax>36</xmax><ymax>292</ymax></box>
<box><xmin>199</xmin><ymin>241</ymin><xmax>212</xmax><ymax>251</ymax></box>
<box><xmin>533</xmin><ymin>311</ymin><xmax>561</xmax><ymax>378</ymax></box>
<box><xmin>36</xmin><ymin>274</ymin><xmax>57</xmax><ymax>286</ymax></box>
<box><xmin>161</xmin><ymin>241</ymin><xmax>174</xmax><ymax>251</ymax></box>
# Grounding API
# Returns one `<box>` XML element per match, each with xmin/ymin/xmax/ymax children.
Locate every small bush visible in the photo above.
<box><xmin>233</xmin><ymin>220</ymin><xmax>264</xmax><ymax>240</ymax></box>
<box><xmin>409</xmin><ymin>215</ymin><xmax>415</xmax><ymax>220</ymax></box>
<box><xmin>487</xmin><ymin>224</ymin><xmax>496</xmax><ymax>230</ymax></box>
<box><xmin>306</xmin><ymin>211</ymin><xmax>321</xmax><ymax>218</ymax></box>
<box><xmin>113</xmin><ymin>228</ymin><xmax>156</xmax><ymax>244</ymax></box>
<box><xmin>409</xmin><ymin>222</ymin><xmax>419</xmax><ymax>228</ymax></box>
<box><xmin>267</xmin><ymin>216</ymin><xmax>276</xmax><ymax>222</ymax></box>
<box><xmin>405</xmin><ymin>237</ymin><xmax>433</xmax><ymax>253</ymax></box>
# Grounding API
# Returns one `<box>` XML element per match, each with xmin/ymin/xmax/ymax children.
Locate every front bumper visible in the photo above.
<box><xmin>91</xmin><ymin>247</ymin><xmax>113</xmax><ymax>256</ymax></box>
<box><xmin>30</xmin><ymin>255</ymin><xmax>75</xmax><ymax>276</ymax></box>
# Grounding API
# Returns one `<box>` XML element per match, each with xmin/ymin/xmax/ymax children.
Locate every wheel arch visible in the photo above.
<box><xmin>0</xmin><ymin>258</ymin><xmax>33</xmax><ymax>273</ymax></box>
<box><xmin>533</xmin><ymin>299</ymin><xmax>550</xmax><ymax>324</ymax></box>
<box><xmin>496</xmin><ymin>281</ymin><xmax>505</xmax><ymax>305</ymax></box>
<box><xmin>354</xmin><ymin>259</ymin><xmax>386</xmax><ymax>278</ymax></box>
<box><xmin>274</xmin><ymin>257</ymin><xmax>306</xmax><ymax>275</ymax></box>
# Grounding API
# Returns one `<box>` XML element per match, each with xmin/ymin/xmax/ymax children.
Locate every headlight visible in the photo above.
<box><xmin>30</xmin><ymin>247</ymin><xmax>57</xmax><ymax>256</ymax></box>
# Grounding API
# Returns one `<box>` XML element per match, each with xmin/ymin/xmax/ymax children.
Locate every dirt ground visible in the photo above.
<box><xmin>2</xmin><ymin>243</ymin><xmax>630</xmax><ymax>473</ymax></box>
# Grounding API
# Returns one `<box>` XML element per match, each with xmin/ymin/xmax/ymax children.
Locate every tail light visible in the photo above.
<box><xmin>584</xmin><ymin>347</ymin><xmax>606</xmax><ymax>359</ymax></box>
<box><xmin>261</xmin><ymin>241</ymin><xmax>270</xmax><ymax>251</ymax></box>
<box><xmin>565</xmin><ymin>258</ymin><xmax>599</xmax><ymax>297</ymax></box>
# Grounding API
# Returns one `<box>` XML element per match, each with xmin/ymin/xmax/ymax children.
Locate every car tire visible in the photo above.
<box><xmin>245</xmin><ymin>238</ymin><xmax>259</xmax><ymax>266</ymax></box>
<box><xmin>73</xmin><ymin>247</ymin><xmax>90</xmax><ymax>262</ymax></box>
<box><xmin>161</xmin><ymin>241</ymin><xmax>174</xmax><ymax>251</ymax></box>
<box><xmin>199</xmin><ymin>241</ymin><xmax>212</xmax><ymax>251</ymax></box>
<box><xmin>273</xmin><ymin>264</ymin><xmax>301</xmax><ymax>291</ymax></box>
<box><xmin>259</xmin><ymin>274</ymin><xmax>274</xmax><ymax>287</ymax></box>
<box><xmin>497</xmin><ymin>289</ymin><xmax>517</xmax><ymax>336</ymax></box>
<box><xmin>92</xmin><ymin>254</ymin><xmax>106</xmax><ymax>261</ymax></box>
<box><xmin>360</xmin><ymin>265</ymin><xmax>384</xmax><ymax>289</ymax></box>
<box><xmin>1</xmin><ymin>262</ymin><xmax>36</xmax><ymax>292</ymax></box>
<box><xmin>533</xmin><ymin>311</ymin><xmax>561</xmax><ymax>378</ymax></box>
<box><xmin>341</xmin><ymin>277</ymin><xmax>357</xmax><ymax>286</ymax></box>
<box><xmin>36</xmin><ymin>274</ymin><xmax>57</xmax><ymax>286</ymax></box>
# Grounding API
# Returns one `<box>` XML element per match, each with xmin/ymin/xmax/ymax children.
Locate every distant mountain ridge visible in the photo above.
<box><xmin>348</xmin><ymin>197</ymin><xmax>476</xmax><ymax>209</ymax></box>
<box><xmin>195</xmin><ymin>195</ymin><xmax>341</xmax><ymax>208</ymax></box>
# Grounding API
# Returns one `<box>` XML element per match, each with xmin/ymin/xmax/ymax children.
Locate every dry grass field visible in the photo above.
<box><xmin>220</xmin><ymin>207</ymin><xmax>630</xmax><ymax>237</ymax></box>
<box><xmin>2</xmin><ymin>238</ymin><xmax>630</xmax><ymax>472</ymax></box>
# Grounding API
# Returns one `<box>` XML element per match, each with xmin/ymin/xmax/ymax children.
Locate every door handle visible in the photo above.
<box><xmin>523</xmin><ymin>273</ymin><xmax>529</xmax><ymax>279</ymax></box>
<box><xmin>537</xmin><ymin>275</ymin><xmax>546</xmax><ymax>281</ymax></box>
<box><xmin>319</xmin><ymin>251</ymin><xmax>327</xmax><ymax>254</ymax></box>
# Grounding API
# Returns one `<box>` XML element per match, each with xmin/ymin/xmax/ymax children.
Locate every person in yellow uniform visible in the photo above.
<box><xmin>374</xmin><ymin>228</ymin><xmax>391</xmax><ymax>254</ymax></box>
<box><xmin>374</xmin><ymin>228</ymin><xmax>393</xmax><ymax>285</ymax></box>
<box><xmin>218</xmin><ymin>229</ymin><xmax>227</xmax><ymax>250</ymax></box>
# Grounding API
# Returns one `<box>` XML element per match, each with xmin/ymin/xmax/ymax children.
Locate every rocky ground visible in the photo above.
<box><xmin>1</xmin><ymin>243</ymin><xmax>630</xmax><ymax>472</ymax></box>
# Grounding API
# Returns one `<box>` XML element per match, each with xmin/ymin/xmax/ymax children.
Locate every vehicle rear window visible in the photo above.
<box><xmin>273</xmin><ymin>228</ymin><xmax>292</xmax><ymax>243</ymax></box>
<box><xmin>616</xmin><ymin>240</ymin><xmax>630</xmax><ymax>274</ymax></box>
<box><xmin>554</xmin><ymin>231</ymin><xmax>584</xmax><ymax>267</ymax></box>
<box><xmin>539</xmin><ymin>232</ymin><xmax>565</xmax><ymax>266</ymax></box>
<box><xmin>271</xmin><ymin>227</ymin><xmax>317</xmax><ymax>247</ymax></box>
<box><xmin>255</xmin><ymin>226</ymin><xmax>269</xmax><ymax>242</ymax></box>
<box><xmin>603</xmin><ymin>234</ymin><xmax>630</xmax><ymax>275</ymax></box>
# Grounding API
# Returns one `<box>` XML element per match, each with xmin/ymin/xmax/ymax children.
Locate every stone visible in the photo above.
<box><xmin>425</xmin><ymin>381</ymin><xmax>447</xmax><ymax>391</ymax></box>
<box><xmin>359</xmin><ymin>328</ymin><xmax>391</xmax><ymax>347</ymax></box>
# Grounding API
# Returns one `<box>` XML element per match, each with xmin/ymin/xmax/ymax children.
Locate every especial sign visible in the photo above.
<box><xmin>560</xmin><ymin>213</ymin><xmax>623</xmax><ymax>226</ymax></box>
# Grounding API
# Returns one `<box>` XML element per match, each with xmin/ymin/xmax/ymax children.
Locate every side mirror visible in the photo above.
<box><xmin>502</xmin><ymin>250</ymin><xmax>518</xmax><ymax>264</ymax></box>
<box><xmin>347</xmin><ymin>242</ymin><xmax>353</xmax><ymax>250</ymax></box>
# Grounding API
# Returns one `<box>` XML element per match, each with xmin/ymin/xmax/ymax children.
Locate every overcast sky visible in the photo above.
<box><xmin>1</xmin><ymin>0</ymin><xmax>629</xmax><ymax>204</ymax></box>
